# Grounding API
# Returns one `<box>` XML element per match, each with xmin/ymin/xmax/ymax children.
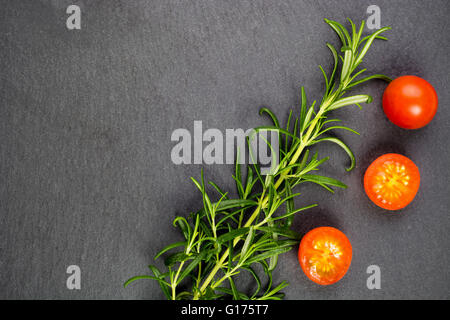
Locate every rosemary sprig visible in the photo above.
<box><xmin>125</xmin><ymin>18</ymin><xmax>391</xmax><ymax>300</ymax></box>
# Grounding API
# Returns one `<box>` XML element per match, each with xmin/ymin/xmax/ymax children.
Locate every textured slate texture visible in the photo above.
<box><xmin>0</xmin><ymin>0</ymin><xmax>449</xmax><ymax>299</ymax></box>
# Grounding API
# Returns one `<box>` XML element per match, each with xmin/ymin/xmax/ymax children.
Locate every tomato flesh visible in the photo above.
<box><xmin>364</xmin><ymin>153</ymin><xmax>420</xmax><ymax>211</ymax></box>
<box><xmin>298</xmin><ymin>227</ymin><xmax>352</xmax><ymax>285</ymax></box>
<box><xmin>382</xmin><ymin>75</ymin><xmax>438</xmax><ymax>129</ymax></box>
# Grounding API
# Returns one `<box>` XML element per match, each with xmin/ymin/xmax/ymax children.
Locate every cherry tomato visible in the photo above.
<box><xmin>298</xmin><ymin>227</ymin><xmax>352</xmax><ymax>285</ymax></box>
<box><xmin>364</xmin><ymin>153</ymin><xmax>420</xmax><ymax>211</ymax></box>
<box><xmin>382</xmin><ymin>75</ymin><xmax>438</xmax><ymax>129</ymax></box>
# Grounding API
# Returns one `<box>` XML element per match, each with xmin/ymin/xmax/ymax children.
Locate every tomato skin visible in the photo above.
<box><xmin>364</xmin><ymin>153</ymin><xmax>420</xmax><ymax>211</ymax></box>
<box><xmin>382</xmin><ymin>75</ymin><xmax>438</xmax><ymax>129</ymax></box>
<box><xmin>298</xmin><ymin>227</ymin><xmax>352</xmax><ymax>286</ymax></box>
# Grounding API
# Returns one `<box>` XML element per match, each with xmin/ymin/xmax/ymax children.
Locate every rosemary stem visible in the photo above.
<box><xmin>172</xmin><ymin>261</ymin><xmax>185</xmax><ymax>300</ymax></box>
<box><xmin>128</xmin><ymin>20</ymin><xmax>391</xmax><ymax>301</ymax></box>
<box><xmin>194</xmin><ymin>251</ymin><xmax>228</xmax><ymax>299</ymax></box>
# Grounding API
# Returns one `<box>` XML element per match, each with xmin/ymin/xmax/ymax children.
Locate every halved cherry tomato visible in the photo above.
<box><xmin>298</xmin><ymin>227</ymin><xmax>352</xmax><ymax>286</ymax></box>
<box><xmin>382</xmin><ymin>75</ymin><xmax>438</xmax><ymax>129</ymax></box>
<box><xmin>364</xmin><ymin>153</ymin><xmax>420</xmax><ymax>210</ymax></box>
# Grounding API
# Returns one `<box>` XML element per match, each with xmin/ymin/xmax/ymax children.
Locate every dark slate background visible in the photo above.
<box><xmin>0</xmin><ymin>0</ymin><xmax>449</xmax><ymax>300</ymax></box>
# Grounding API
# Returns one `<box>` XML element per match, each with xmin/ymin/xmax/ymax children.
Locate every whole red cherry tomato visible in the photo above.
<box><xmin>298</xmin><ymin>227</ymin><xmax>352</xmax><ymax>285</ymax></box>
<box><xmin>382</xmin><ymin>75</ymin><xmax>438</xmax><ymax>129</ymax></box>
<box><xmin>364</xmin><ymin>153</ymin><xmax>420</xmax><ymax>211</ymax></box>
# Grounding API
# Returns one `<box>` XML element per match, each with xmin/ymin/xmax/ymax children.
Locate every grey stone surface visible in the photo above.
<box><xmin>0</xmin><ymin>0</ymin><xmax>449</xmax><ymax>299</ymax></box>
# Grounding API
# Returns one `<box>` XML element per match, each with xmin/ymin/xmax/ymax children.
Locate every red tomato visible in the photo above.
<box><xmin>298</xmin><ymin>227</ymin><xmax>352</xmax><ymax>285</ymax></box>
<box><xmin>382</xmin><ymin>75</ymin><xmax>438</xmax><ymax>129</ymax></box>
<box><xmin>364</xmin><ymin>153</ymin><xmax>420</xmax><ymax>211</ymax></box>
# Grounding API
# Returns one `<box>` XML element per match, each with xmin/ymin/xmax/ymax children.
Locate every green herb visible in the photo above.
<box><xmin>125</xmin><ymin>18</ymin><xmax>391</xmax><ymax>300</ymax></box>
